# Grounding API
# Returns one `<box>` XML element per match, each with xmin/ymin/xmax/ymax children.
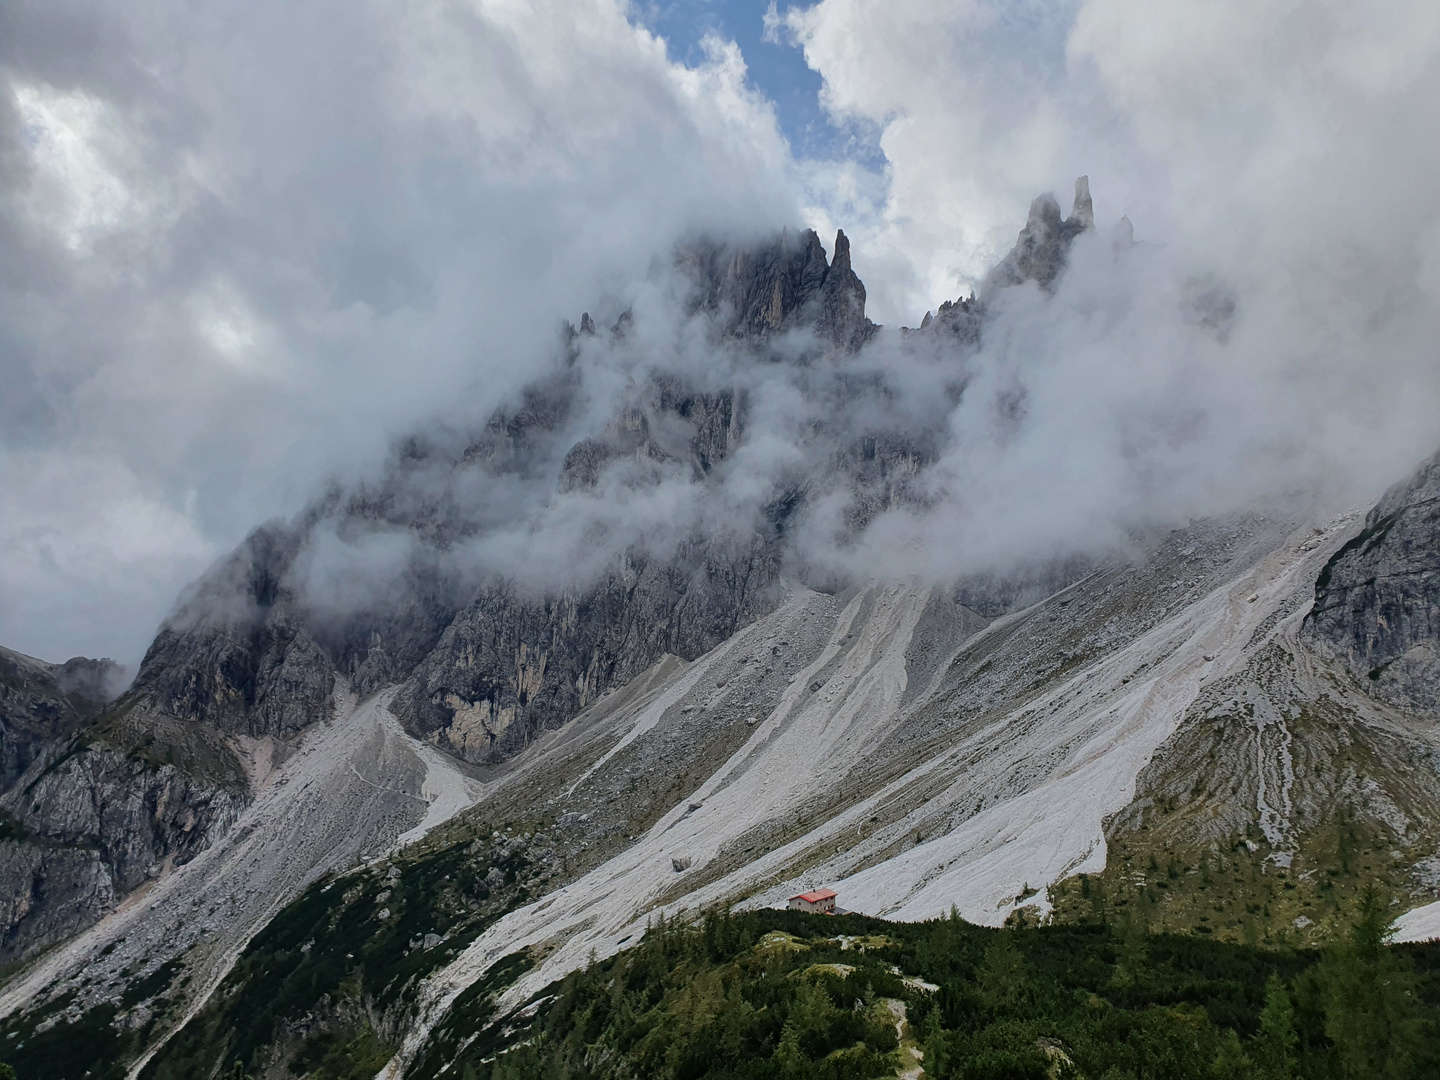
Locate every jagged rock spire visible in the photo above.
<box><xmin>914</xmin><ymin>176</ymin><xmax>1099</xmax><ymax>341</ymax></box>
<box><xmin>680</xmin><ymin>226</ymin><xmax>875</xmax><ymax>350</ymax></box>
<box><xmin>1113</xmin><ymin>215</ymin><xmax>1134</xmax><ymax>252</ymax></box>
<box><xmin>1070</xmin><ymin>175</ymin><xmax>1093</xmax><ymax>231</ymax></box>
<box><xmin>980</xmin><ymin>175</ymin><xmax>1095</xmax><ymax>297</ymax></box>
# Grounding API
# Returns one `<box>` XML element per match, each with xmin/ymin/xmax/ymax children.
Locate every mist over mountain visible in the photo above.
<box><xmin>4</xmin><ymin>4</ymin><xmax>1440</xmax><ymax>1079</ymax></box>
<box><xmin>4</xmin><ymin>0</ymin><xmax>1440</xmax><ymax>669</ymax></box>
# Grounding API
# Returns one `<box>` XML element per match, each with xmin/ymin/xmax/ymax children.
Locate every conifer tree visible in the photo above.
<box><xmin>1252</xmin><ymin>975</ymin><xmax>1298</xmax><ymax>1079</ymax></box>
<box><xmin>1317</xmin><ymin>887</ymin><xmax>1424</xmax><ymax>1078</ymax></box>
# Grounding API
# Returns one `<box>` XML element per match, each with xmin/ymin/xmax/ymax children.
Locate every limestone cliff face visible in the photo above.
<box><xmin>0</xmin><ymin>740</ymin><xmax>246</xmax><ymax>963</ymax></box>
<box><xmin>983</xmin><ymin>176</ymin><xmax>1094</xmax><ymax>296</ymax></box>
<box><xmin>911</xmin><ymin>175</ymin><xmax>1094</xmax><ymax>342</ymax></box>
<box><xmin>0</xmin><ymin>647</ymin><xmax>118</xmax><ymax>791</ymax></box>
<box><xmin>0</xmin><ymin>648</ymin><xmax>248</xmax><ymax>963</ymax></box>
<box><xmin>1304</xmin><ymin>448</ymin><xmax>1440</xmax><ymax>713</ymax></box>
<box><xmin>402</xmin><ymin>533</ymin><xmax>781</xmax><ymax>759</ymax></box>
<box><xmin>127</xmin><ymin>525</ymin><xmax>337</xmax><ymax>738</ymax></box>
<box><xmin>110</xmin><ymin>193</ymin><xmax>1097</xmax><ymax>768</ymax></box>
<box><xmin>680</xmin><ymin>226</ymin><xmax>875</xmax><ymax>348</ymax></box>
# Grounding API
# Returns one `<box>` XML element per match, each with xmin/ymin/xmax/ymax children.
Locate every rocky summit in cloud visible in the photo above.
<box><xmin>2</xmin><ymin>3</ymin><xmax>1440</xmax><ymax>1078</ymax></box>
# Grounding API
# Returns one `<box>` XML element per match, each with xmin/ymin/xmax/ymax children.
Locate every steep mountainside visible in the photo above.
<box><xmin>1047</xmin><ymin>449</ymin><xmax>1440</xmax><ymax>948</ymax></box>
<box><xmin>0</xmin><ymin>504</ymin><xmax>1360</xmax><ymax>1078</ymax></box>
<box><xmin>5</xmin><ymin>179</ymin><xmax>1440</xmax><ymax>1079</ymax></box>
<box><xmin>1304</xmin><ymin>447</ymin><xmax>1440</xmax><ymax>712</ymax></box>
<box><xmin>0</xmin><ymin>648</ymin><xmax>249</xmax><ymax>967</ymax></box>
<box><xmin>107</xmin><ymin>176</ymin><xmax>1095</xmax><ymax>786</ymax></box>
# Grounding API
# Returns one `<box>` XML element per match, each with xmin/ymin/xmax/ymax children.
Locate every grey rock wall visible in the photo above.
<box><xmin>127</xmin><ymin>525</ymin><xmax>336</xmax><ymax>739</ymax></box>
<box><xmin>907</xmin><ymin>176</ymin><xmax>1093</xmax><ymax>343</ymax></box>
<box><xmin>0</xmin><ymin>741</ymin><xmax>246</xmax><ymax>963</ymax></box>
<box><xmin>0</xmin><ymin>647</ymin><xmax>249</xmax><ymax>963</ymax></box>
<box><xmin>983</xmin><ymin>176</ymin><xmax>1094</xmax><ymax>297</ymax></box>
<box><xmin>401</xmin><ymin>532</ymin><xmax>782</xmax><ymax>761</ymax></box>
<box><xmin>109</xmin><ymin>195</ymin><xmax>1098</xmax><ymax>768</ymax></box>
<box><xmin>681</xmin><ymin>226</ymin><xmax>876</xmax><ymax>348</ymax></box>
<box><xmin>0</xmin><ymin>647</ymin><xmax>109</xmax><ymax>792</ymax></box>
<box><xmin>1304</xmin><ymin>448</ymin><xmax>1440</xmax><ymax>712</ymax></box>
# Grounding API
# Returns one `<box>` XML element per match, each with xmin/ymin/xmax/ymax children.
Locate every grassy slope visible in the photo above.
<box><xmin>1050</xmin><ymin>641</ymin><xmax>1440</xmax><ymax>949</ymax></box>
<box><xmin>132</xmin><ymin>829</ymin><xmax>545</xmax><ymax>1080</ymax></box>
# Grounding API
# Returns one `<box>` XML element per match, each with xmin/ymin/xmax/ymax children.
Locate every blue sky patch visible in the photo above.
<box><xmin>633</xmin><ymin>1</ymin><xmax>885</xmax><ymax>168</ymax></box>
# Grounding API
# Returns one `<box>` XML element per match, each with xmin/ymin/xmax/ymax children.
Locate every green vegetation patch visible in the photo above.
<box><xmin>1049</xmin><ymin>688</ymin><xmax>1440</xmax><ymax>949</ymax></box>
<box><xmin>1052</xmin><ymin>815</ymin><xmax>1416</xmax><ymax>949</ymax></box>
<box><xmin>0</xmin><ymin>958</ymin><xmax>183</xmax><ymax>1080</ymax></box>
<box><xmin>140</xmin><ymin>834</ymin><xmax>537</xmax><ymax>1079</ymax></box>
<box><xmin>0</xmin><ymin>1000</ymin><xmax>144</xmax><ymax>1080</ymax></box>
<box><xmin>412</xmin><ymin>897</ymin><xmax>1440</xmax><ymax>1080</ymax></box>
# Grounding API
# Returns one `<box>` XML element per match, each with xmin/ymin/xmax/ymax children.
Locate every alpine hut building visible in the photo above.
<box><xmin>787</xmin><ymin>888</ymin><xmax>837</xmax><ymax>914</ymax></box>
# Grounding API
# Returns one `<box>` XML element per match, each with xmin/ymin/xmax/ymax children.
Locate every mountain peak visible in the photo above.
<box><xmin>1070</xmin><ymin>174</ymin><xmax>1093</xmax><ymax>230</ymax></box>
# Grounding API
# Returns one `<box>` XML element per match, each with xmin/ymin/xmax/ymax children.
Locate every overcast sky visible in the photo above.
<box><xmin>3</xmin><ymin>0</ymin><xmax>1439</xmax><ymax>665</ymax></box>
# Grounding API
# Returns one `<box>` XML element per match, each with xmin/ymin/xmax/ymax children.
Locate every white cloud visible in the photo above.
<box><xmin>694</xmin><ymin>0</ymin><xmax>1439</xmax><ymax>590</ymax></box>
<box><xmin>5</xmin><ymin>0</ymin><xmax>1440</xmax><ymax>665</ymax></box>
<box><xmin>0</xmin><ymin>451</ymin><xmax>214</xmax><ymax>663</ymax></box>
<box><xmin>0</xmin><ymin>0</ymin><xmax>797</xmax><ymax>663</ymax></box>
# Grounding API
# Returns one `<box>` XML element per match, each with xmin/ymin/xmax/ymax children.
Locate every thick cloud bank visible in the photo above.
<box><xmin>779</xmin><ymin>0</ymin><xmax>1440</xmax><ymax>569</ymax></box>
<box><xmin>4</xmin><ymin>0</ymin><xmax>1440</xmax><ymax>665</ymax></box>
<box><xmin>0</xmin><ymin>0</ymin><xmax>796</xmax><ymax>662</ymax></box>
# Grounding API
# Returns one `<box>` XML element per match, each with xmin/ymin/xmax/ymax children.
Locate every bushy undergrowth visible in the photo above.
<box><xmin>420</xmin><ymin>892</ymin><xmax>1439</xmax><ymax>1080</ymax></box>
<box><xmin>136</xmin><ymin>835</ymin><xmax>535</xmax><ymax>1080</ymax></box>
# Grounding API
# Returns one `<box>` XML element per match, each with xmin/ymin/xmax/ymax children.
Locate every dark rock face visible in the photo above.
<box><xmin>0</xmin><ymin>647</ymin><xmax>114</xmax><ymax>792</ymax></box>
<box><xmin>0</xmin><ymin>841</ymin><xmax>114</xmax><ymax>963</ymax></box>
<box><xmin>909</xmin><ymin>176</ymin><xmax>1094</xmax><ymax>344</ymax></box>
<box><xmin>1304</xmin><ymin>449</ymin><xmax>1440</xmax><ymax>712</ymax></box>
<box><xmin>128</xmin><ymin>526</ymin><xmax>336</xmax><ymax>738</ymax></box>
<box><xmin>682</xmin><ymin>227</ymin><xmax>876</xmax><ymax>348</ymax></box>
<box><xmin>115</xmin><ymin>198</ymin><xmax>1097</xmax><ymax>767</ymax></box>
<box><xmin>814</xmin><ymin>230</ymin><xmax>874</xmax><ymax>350</ymax></box>
<box><xmin>403</xmin><ymin>534</ymin><xmax>781</xmax><ymax>759</ymax></box>
<box><xmin>984</xmin><ymin>176</ymin><xmax>1094</xmax><ymax>296</ymax></box>
<box><xmin>0</xmin><ymin>648</ymin><xmax>247</xmax><ymax>963</ymax></box>
<box><xmin>0</xmin><ymin>738</ymin><xmax>246</xmax><ymax>964</ymax></box>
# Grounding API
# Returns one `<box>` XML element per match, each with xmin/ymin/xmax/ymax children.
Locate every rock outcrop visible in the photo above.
<box><xmin>910</xmin><ymin>175</ymin><xmax>1095</xmax><ymax>343</ymax></box>
<box><xmin>0</xmin><ymin>647</ymin><xmax>248</xmax><ymax>963</ymax></box>
<box><xmin>95</xmin><ymin>193</ymin><xmax>1099</xmax><ymax>773</ymax></box>
<box><xmin>983</xmin><ymin>175</ymin><xmax>1095</xmax><ymax>296</ymax></box>
<box><xmin>0</xmin><ymin>738</ymin><xmax>246</xmax><ymax>963</ymax></box>
<box><xmin>127</xmin><ymin>525</ymin><xmax>336</xmax><ymax>738</ymax></box>
<box><xmin>1304</xmin><ymin>448</ymin><xmax>1440</xmax><ymax>713</ymax></box>
<box><xmin>0</xmin><ymin>647</ymin><xmax>118</xmax><ymax>791</ymax></box>
<box><xmin>401</xmin><ymin>533</ymin><xmax>781</xmax><ymax>759</ymax></box>
<box><xmin>681</xmin><ymin>227</ymin><xmax>876</xmax><ymax>348</ymax></box>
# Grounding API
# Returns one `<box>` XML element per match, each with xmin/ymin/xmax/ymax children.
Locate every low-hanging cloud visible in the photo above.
<box><xmin>778</xmin><ymin>0</ymin><xmax>1440</xmax><ymax>562</ymax></box>
<box><xmin>0</xmin><ymin>0</ymin><xmax>799</xmax><ymax>663</ymax></box>
<box><xmin>4</xmin><ymin>0</ymin><xmax>1440</xmax><ymax>665</ymax></box>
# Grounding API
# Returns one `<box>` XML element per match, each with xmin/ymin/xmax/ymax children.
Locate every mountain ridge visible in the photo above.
<box><xmin>5</xmin><ymin>181</ymin><xmax>1440</xmax><ymax>1078</ymax></box>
